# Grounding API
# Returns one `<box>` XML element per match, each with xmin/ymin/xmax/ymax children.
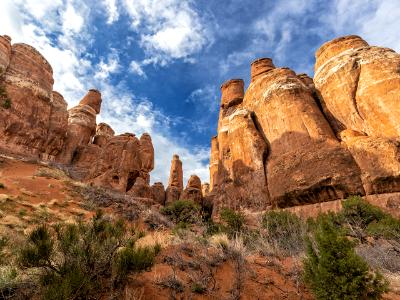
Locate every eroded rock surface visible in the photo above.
<box><xmin>0</xmin><ymin>36</ymin><xmax>156</xmax><ymax>197</ymax></box>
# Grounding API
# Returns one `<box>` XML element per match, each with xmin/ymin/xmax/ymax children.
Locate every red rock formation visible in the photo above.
<box><xmin>314</xmin><ymin>35</ymin><xmax>400</xmax><ymax>138</ymax></box>
<box><xmin>0</xmin><ymin>42</ymin><xmax>55</xmax><ymax>157</ymax></box>
<box><xmin>61</xmin><ymin>91</ymin><xmax>100</xmax><ymax>164</ymax></box>
<box><xmin>245</xmin><ymin>61</ymin><xmax>364</xmax><ymax>207</ymax></box>
<box><xmin>42</xmin><ymin>91</ymin><xmax>68</xmax><ymax>160</ymax></box>
<box><xmin>180</xmin><ymin>175</ymin><xmax>203</xmax><ymax>205</ymax></box>
<box><xmin>211</xmin><ymin>56</ymin><xmax>367</xmax><ymax>210</ymax></box>
<box><xmin>93</xmin><ymin>123</ymin><xmax>114</xmax><ymax>147</ymax></box>
<box><xmin>151</xmin><ymin>182</ymin><xmax>166</xmax><ymax>205</ymax></box>
<box><xmin>166</xmin><ymin>154</ymin><xmax>183</xmax><ymax>204</ymax></box>
<box><xmin>139</xmin><ymin>133</ymin><xmax>154</xmax><ymax>175</ymax></box>
<box><xmin>209</xmin><ymin>136</ymin><xmax>219</xmax><ymax>191</ymax></box>
<box><xmin>202</xmin><ymin>183</ymin><xmax>210</xmax><ymax>197</ymax></box>
<box><xmin>315</xmin><ymin>35</ymin><xmax>400</xmax><ymax>195</ymax></box>
<box><xmin>0</xmin><ymin>35</ymin><xmax>11</xmax><ymax>74</ymax></box>
<box><xmin>0</xmin><ymin>36</ymin><xmax>157</xmax><ymax>196</ymax></box>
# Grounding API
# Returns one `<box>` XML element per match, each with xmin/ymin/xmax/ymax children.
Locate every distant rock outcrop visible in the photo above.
<box><xmin>166</xmin><ymin>154</ymin><xmax>183</xmax><ymax>204</ymax></box>
<box><xmin>0</xmin><ymin>35</ymin><xmax>156</xmax><ymax>199</ymax></box>
<box><xmin>180</xmin><ymin>174</ymin><xmax>203</xmax><ymax>205</ymax></box>
<box><xmin>210</xmin><ymin>35</ymin><xmax>400</xmax><ymax>210</ymax></box>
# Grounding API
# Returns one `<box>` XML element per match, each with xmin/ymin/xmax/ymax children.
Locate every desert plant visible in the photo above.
<box><xmin>304</xmin><ymin>214</ymin><xmax>388</xmax><ymax>300</ymax></box>
<box><xmin>18</xmin><ymin>210</ymin><xmax>158</xmax><ymax>299</ymax></box>
<box><xmin>340</xmin><ymin>196</ymin><xmax>400</xmax><ymax>241</ymax></box>
<box><xmin>0</xmin><ymin>183</ymin><xmax>5</xmax><ymax>189</ymax></box>
<box><xmin>220</xmin><ymin>208</ymin><xmax>245</xmax><ymax>236</ymax></box>
<box><xmin>161</xmin><ymin>200</ymin><xmax>201</xmax><ymax>224</ymax></box>
<box><xmin>262</xmin><ymin>210</ymin><xmax>304</xmax><ymax>255</ymax></box>
<box><xmin>340</xmin><ymin>196</ymin><xmax>385</xmax><ymax>229</ymax></box>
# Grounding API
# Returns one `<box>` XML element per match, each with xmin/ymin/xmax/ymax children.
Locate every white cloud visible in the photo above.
<box><xmin>0</xmin><ymin>0</ymin><xmax>210</xmax><ymax>185</ymax></box>
<box><xmin>327</xmin><ymin>0</ymin><xmax>400</xmax><ymax>51</ymax></box>
<box><xmin>129</xmin><ymin>60</ymin><xmax>146</xmax><ymax>77</ymax></box>
<box><xmin>122</xmin><ymin>0</ymin><xmax>213</xmax><ymax>65</ymax></box>
<box><xmin>94</xmin><ymin>50</ymin><xmax>121</xmax><ymax>80</ymax></box>
<box><xmin>102</xmin><ymin>0</ymin><xmax>119</xmax><ymax>24</ymax></box>
<box><xmin>62</xmin><ymin>3</ymin><xmax>84</xmax><ymax>33</ymax></box>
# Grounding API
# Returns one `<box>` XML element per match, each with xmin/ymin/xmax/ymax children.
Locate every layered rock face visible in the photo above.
<box><xmin>166</xmin><ymin>154</ymin><xmax>183</xmax><ymax>204</ymax></box>
<box><xmin>0</xmin><ymin>37</ymin><xmax>60</xmax><ymax>158</ymax></box>
<box><xmin>0</xmin><ymin>36</ymin><xmax>158</xmax><ymax>198</ymax></box>
<box><xmin>211</xmin><ymin>35</ymin><xmax>400</xmax><ymax>210</ymax></box>
<box><xmin>314</xmin><ymin>35</ymin><xmax>400</xmax><ymax>195</ymax></box>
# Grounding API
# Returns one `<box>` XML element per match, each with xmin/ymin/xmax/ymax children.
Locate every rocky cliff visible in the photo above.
<box><xmin>210</xmin><ymin>35</ymin><xmax>400</xmax><ymax>210</ymax></box>
<box><xmin>0</xmin><ymin>35</ymin><xmax>156</xmax><ymax>199</ymax></box>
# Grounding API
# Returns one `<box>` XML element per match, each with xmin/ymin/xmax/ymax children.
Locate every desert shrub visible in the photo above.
<box><xmin>204</xmin><ymin>220</ymin><xmax>225</xmax><ymax>236</ymax></box>
<box><xmin>18</xmin><ymin>210</ymin><xmax>158</xmax><ymax>299</ymax></box>
<box><xmin>0</xmin><ymin>183</ymin><xmax>4</xmax><ymax>189</ymax></box>
<box><xmin>114</xmin><ymin>244</ymin><xmax>159</xmax><ymax>283</ymax></box>
<box><xmin>340</xmin><ymin>196</ymin><xmax>386</xmax><ymax>229</ymax></box>
<box><xmin>219</xmin><ymin>208</ymin><xmax>245</xmax><ymax>236</ymax></box>
<box><xmin>340</xmin><ymin>196</ymin><xmax>400</xmax><ymax>241</ymax></box>
<box><xmin>367</xmin><ymin>216</ymin><xmax>400</xmax><ymax>240</ymax></box>
<box><xmin>161</xmin><ymin>200</ymin><xmax>201</xmax><ymax>224</ymax></box>
<box><xmin>191</xmin><ymin>282</ymin><xmax>206</xmax><ymax>294</ymax></box>
<box><xmin>304</xmin><ymin>214</ymin><xmax>388</xmax><ymax>300</ymax></box>
<box><xmin>262</xmin><ymin>210</ymin><xmax>304</xmax><ymax>255</ymax></box>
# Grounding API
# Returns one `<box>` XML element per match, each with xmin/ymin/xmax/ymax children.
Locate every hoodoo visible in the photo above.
<box><xmin>210</xmin><ymin>35</ymin><xmax>400</xmax><ymax>211</ymax></box>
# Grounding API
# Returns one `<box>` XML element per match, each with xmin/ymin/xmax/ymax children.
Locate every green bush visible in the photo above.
<box><xmin>114</xmin><ymin>244</ymin><xmax>159</xmax><ymax>283</ymax></box>
<box><xmin>304</xmin><ymin>214</ymin><xmax>388</xmax><ymax>300</ymax></box>
<box><xmin>18</xmin><ymin>210</ymin><xmax>158</xmax><ymax>299</ymax></box>
<box><xmin>340</xmin><ymin>196</ymin><xmax>386</xmax><ymax>229</ymax></box>
<box><xmin>220</xmin><ymin>208</ymin><xmax>245</xmax><ymax>236</ymax></box>
<box><xmin>262</xmin><ymin>210</ymin><xmax>304</xmax><ymax>255</ymax></box>
<box><xmin>367</xmin><ymin>216</ymin><xmax>400</xmax><ymax>240</ymax></box>
<box><xmin>160</xmin><ymin>200</ymin><xmax>201</xmax><ymax>224</ymax></box>
<box><xmin>340</xmin><ymin>196</ymin><xmax>400</xmax><ymax>241</ymax></box>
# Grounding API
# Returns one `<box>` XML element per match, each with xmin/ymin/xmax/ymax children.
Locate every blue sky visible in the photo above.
<box><xmin>1</xmin><ymin>0</ymin><xmax>399</xmax><ymax>185</ymax></box>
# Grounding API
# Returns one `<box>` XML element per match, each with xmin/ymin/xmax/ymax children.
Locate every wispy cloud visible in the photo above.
<box><xmin>129</xmin><ymin>60</ymin><xmax>146</xmax><ymax>78</ymax></box>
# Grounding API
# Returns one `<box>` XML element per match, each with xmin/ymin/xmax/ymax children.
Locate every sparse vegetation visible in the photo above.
<box><xmin>339</xmin><ymin>196</ymin><xmax>400</xmax><ymax>241</ymax></box>
<box><xmin>262</xmin><ymin>210</ymin><xmax>305</xmax><ymax>255</ymax></box>
<box><xmin>304</xmin><ymin>213</ymin><xmax>388</xmax><ymax>300</ymax></box>
<box><xmin>17</xmin><ymin>210</ymin><xmax>158</xmax><ymax>299</ymax></box>
<box><xmin>160</xmin><ymin>200</ymin><xmax>201</xmax><ymax>224</ymax></box>
<box><xmin>219</xmin><ymin>208</ymin><xmax>245</xmax><ymax>236</ymax></box>
<box><xmin>0</xmin><ymin>183</ymin><xmax>5</xmax><ymax>189</ymax></box>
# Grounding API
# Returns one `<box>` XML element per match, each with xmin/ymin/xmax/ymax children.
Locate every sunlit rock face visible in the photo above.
<box><xmin>315</xmin><ymin>35</ymin><xmax>400</xmax><ymax>195</ymax></box>
<box><xmin>210</xmin><ymin>55</ymin><xmax>366</xmax><ymax>210</ymax></box>
<box><xmin>0</xmin><ymin>36</ymin><xmax>157</xmax><ymax>196</ymax></box>
<box><xmin>0</xmin><ymin>38</ymin><xmax>56</xmax><ymax>158</ymax></box>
